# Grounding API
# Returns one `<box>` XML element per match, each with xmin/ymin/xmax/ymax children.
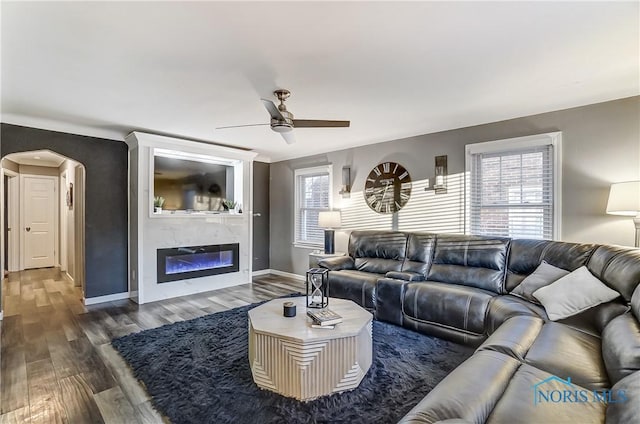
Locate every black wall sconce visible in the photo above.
<box><xmin>339</xmin><ymin>166</ymin><xmax>351</xmax><ymax>198</ymax></box>
<box><xmin>425</xmin><ymin>155</ymin><xmax>447</xmax><ymax>194</ymax></box>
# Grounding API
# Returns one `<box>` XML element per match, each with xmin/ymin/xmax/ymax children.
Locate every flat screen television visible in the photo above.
<box><xmin>153</xmin><ymin>155</ymin><xmax>234</xmax><ymax>212</ymax></box>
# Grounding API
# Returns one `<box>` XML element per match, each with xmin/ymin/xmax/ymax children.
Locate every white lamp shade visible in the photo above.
<box><xmin>607</xmin><ymin>181</ymin><xmax>640</xmax><ymax>216</ymax></box>
<box><xmin>318</xmin><ymin>210</ymin><xmax>341</xmax><ymax>228</ymax></box>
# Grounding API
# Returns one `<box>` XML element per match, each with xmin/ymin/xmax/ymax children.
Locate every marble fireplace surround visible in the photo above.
<box><xmin>125</xmin><ymin>132</ymin><xmax>258</xmax><ymax>304</ymax></box>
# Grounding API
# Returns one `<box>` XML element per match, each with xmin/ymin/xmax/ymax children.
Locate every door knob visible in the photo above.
<box><xmin>26</xmin><ymin>227</ymin><xmax>31</xmax><ymax>232</ymax></box>
<box><xmin>253</xmin><ymin>213</ymin><xmax>261</xmax><ymax>217</ymax></box>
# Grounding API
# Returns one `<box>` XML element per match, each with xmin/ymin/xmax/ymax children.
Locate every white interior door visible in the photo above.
<box><xmin>22</xmin><ymin>175</ymin><xmax>57</xmax><ymax>269</ymax></box>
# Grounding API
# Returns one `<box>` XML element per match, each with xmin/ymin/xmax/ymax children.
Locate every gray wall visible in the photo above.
<box><xmin>252</xmin><ymin>161</ymin><xmax>270</xmax><ymax>271</ymax></box>
<box><xmin>270</xmin><ymin>96</ymin><xmax>640</xmax><ymax>275</ymax></box>
<box><xmin>1</xmin><ymin>123</ymin><xmax>129</xmax><ymax>298</ymax></box>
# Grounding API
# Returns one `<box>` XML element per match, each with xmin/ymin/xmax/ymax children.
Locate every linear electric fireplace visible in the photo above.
<box><xmin>157</xmin><ymin>243</ymin><xmax>239</xmax><ymax>283</ymax></box>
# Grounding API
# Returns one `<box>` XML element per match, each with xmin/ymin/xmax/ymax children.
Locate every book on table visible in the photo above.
<box><xmin>307</xmin><ymin>309</ymin><xmax>343</xmax><ymax>326</ymax></box>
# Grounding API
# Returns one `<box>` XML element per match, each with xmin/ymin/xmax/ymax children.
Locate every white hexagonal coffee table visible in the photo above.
<box><xmin>248</xmin><ymin>297</ymin><xmax>373</xmax><ymax>401</ymax></box>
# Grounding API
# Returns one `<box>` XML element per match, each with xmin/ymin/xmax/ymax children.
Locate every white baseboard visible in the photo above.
<box><xmin>84</xmin><ymin>292</ymin><xmax>131</xmax><ymax>305</ymax></box>
<box><xmin>252</xmin><ymin>268</ymin><xmax>272</xmax><ymax>277</ymax></box>
<box><xmin>268</xmin><ymin>269</ymin><xmax>306</xmax><ymax>282</ymax></box>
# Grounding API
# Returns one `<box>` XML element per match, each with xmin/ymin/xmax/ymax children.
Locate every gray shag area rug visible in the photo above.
<box><xmin>112</xmin><ymin>300</ymin><xmax>474</xmax><ymax>424</ymax></box>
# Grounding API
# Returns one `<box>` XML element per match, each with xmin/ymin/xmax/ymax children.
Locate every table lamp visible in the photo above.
<box><xmin>318</xmin><ymin>210</ymin><xmax>341</xmax><ymax>254</ymax></box>
<box><xmin>606</xmin><ymin>181</ymin><xmax>640</xmax><ymax>247</ymax></box>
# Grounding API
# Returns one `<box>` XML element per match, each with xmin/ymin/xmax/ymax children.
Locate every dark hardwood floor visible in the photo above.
<box><xmin>0</xmin><ymin>268</ymin><xmax>305</xmax><ymax>423</ymax></box>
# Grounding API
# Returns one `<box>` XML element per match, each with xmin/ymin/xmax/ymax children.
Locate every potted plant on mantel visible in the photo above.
<box><xmin>154</xmin><ymin>196</ymin><xmax>165</xmax><ymax>214</ymax></box>
<box><xmin>222</xmin><ymin>199</ymin><xmax>240</xmax><ymax>214</ymax></box>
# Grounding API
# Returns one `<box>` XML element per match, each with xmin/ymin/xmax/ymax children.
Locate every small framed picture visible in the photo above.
<box><xmin>66</xmin><ymin>182</ymin><xmax>73</xmax><ymax>207</ymax></box>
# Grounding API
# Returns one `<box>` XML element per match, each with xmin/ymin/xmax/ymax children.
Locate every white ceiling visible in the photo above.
<box><xmin>1</xmin><ymin>2</ymin><xmax>638</xmax><ymax>162</ymax></box>
<box><xmin>4</xmin><ymin>150</ymin><xmax>67</xmax><ymax>167</ymax></box>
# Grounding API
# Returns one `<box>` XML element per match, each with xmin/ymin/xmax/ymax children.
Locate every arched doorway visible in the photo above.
<box><xmin>1</xmin><ymin>149</ymin><xmax>86</xmax><ymax>299</ymax></box>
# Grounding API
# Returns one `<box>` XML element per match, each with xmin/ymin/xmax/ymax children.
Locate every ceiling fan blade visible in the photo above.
<box><xmin>292</xmin><ymin>119</ymin><xmax>350</xmax><ymax>128</ymax></box>
<box><xmin>261</xmin><ymin>99</ymin><xmax>285</xmax><ymax>120</ymax></box>
<box><xmin>215</xmin><ymin>123</ymin><xmax>269</xmax><ymax>130</ymax></box>
<box><xmin>281</xmin><ymin>131</ymin><xmax>296</xmax><ymax>144</ymax></box>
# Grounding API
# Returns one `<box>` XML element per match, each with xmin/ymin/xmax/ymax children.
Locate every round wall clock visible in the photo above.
<box><xmin>364</xmin><ymin>162</ymin><xmax>412</xmax><ymax>214</ymax></box>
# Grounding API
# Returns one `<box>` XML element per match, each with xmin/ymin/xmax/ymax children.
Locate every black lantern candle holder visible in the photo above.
<box><xmin>306</xmin><ymin>268</ymin><xmax>329</xmax><ymax>309</ymax></box>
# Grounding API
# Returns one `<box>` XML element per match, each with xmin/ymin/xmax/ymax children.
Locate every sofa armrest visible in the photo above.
<box><xmin>385</xmin><ymin>271</ymin><xmax>425</xmax><ymax>282</ymax></box>
<box><xmin>476</xmin><ymin>315</ymin><xmax>543</xmax><ymax>361</ymax></box>
<box><xmin>398</xmin><ymin>351</ymin><xmax>521</xmax><ymax>424</ymax></box>
<box><xmin>376</xmin><ymin>277</ymin><xmax>407</xmax><ymax>326</ymax></box>
<box><xmin>486</xmin><ymin>295</ymin><xmax>547</xmax><ymax>334</ymax></box>
<box><xmin>606</xmin><ymin>371</ymin><xmax>640</xmax><ymax>424</ymax></box>
<box><xmin>318</xmin><ymin>256</ymin><xmax>354</xmax><ymax>271</ymax></box>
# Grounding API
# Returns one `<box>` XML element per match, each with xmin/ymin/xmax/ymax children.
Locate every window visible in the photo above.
<box><xmin>466</xmin><ymin>132</ymin><xmax>561</xmax><ymax>240</ymax></box>
<box><xmin>294</xmin><ymin>165</ymin><xmax>332</xmax><ymax>246</ymax></box>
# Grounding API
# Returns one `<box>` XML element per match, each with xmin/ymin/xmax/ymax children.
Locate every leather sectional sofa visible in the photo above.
<box><xmin>318</xmin><ymin>231</ymin><xmax>640</xmax><ymax>423</ymax></box>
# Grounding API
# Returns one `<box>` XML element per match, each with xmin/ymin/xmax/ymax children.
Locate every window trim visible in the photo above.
<box><xmin>465</xmin><ymin>132</ymin><xmax>562</xmax><ymax>240</ymax></box>
<box><xmin>293</xmin><ymin>164</ymin><xmax>333</xmax><ymax>248</ymax></box>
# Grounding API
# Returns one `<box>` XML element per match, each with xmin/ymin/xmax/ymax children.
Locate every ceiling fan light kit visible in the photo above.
<box><xmin>218</xmin><ymin>89</ymin><xmax>350</xmax><ymax>144</ymax></box>
<box><xmin>270</xmin><ymin>121</ymin><xmax>293</xmax><ymax>133</ymax></box>
<box><xmin>266</xmin><ymin>90</ymin><xmax>294</xmax><ymax>133</ymax></box>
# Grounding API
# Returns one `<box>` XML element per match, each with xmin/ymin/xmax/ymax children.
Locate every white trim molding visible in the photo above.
<box><xmin>7</xmin><ymin>169</ymin><xmax>20</xmax><ymax>272</ymax></box>
<box><xmin>293</xmin><ymin>164</ymin><xmax>333</xmax><ymax>248</ymax></box>
<box><xmin>465</xmin><ymin>131</ymin><xmax>562</xmax><ymax>240</ymax></box>
<box><xmin>1</xmin><ymin>113</ymin><xmax>125</xmax><ymax>142</ymax></box>
<box><xmin>84</xmin><ymin>291</ymin><xmax>131</xmax><ymax>305</ymax></box>
<box><xmin>268</xmin><ymin>269</ymin><xmax>306</xmax><ymax>282</ymax></box>
<box><xmin>125</xmin><ymin>131</ymin><xmax>258</xmax><ymax>162</ymax></box>
<box><xmin>252</xmin><ymin>269</ymin><xmax>273</xmax><ymax>277</ymax></box>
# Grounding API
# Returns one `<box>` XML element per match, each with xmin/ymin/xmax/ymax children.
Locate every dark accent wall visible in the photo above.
<box><xmin>252</xmin><ymin>161</ymin><xmax>270</xmax><ymax>271</ymax></box>
<box><xmin>1</xmin><ymin>123</ymin><xmax>128</xmax><ymax>298</ymax></box>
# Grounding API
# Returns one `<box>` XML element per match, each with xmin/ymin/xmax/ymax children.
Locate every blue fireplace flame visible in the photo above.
<box><xmin>165</xmin><ymin>250</ymin><xmax>234</xmax><ymax>275</ymax></box>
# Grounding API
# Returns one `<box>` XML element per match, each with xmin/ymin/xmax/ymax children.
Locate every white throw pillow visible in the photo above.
<box><xmin>532</xmin><ymin>266</ymin><xmax>620</xmax><ymax>321</ymax></box>
<box><xmin>511</xmin><ymin>261</ymin><xmax>570</xmax><ymax>302</ymax></box>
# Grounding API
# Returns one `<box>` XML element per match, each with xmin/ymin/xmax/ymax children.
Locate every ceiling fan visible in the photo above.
<box><xmin>216</xmin><ymin>89</ymin><xmax>350</xmax><ymax>144</ymax></box>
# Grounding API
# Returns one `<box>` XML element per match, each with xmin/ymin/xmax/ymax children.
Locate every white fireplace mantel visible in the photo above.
<box><xmin>125</xmin><ymin>131</ymin><xmax>258</xmax><ymax>304</ymax></box>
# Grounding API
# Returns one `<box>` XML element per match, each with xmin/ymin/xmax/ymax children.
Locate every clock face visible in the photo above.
<box><xmin>364</xmin><ymin>162</ymin><xmax>412</xmax><ymax>214</ymax></box>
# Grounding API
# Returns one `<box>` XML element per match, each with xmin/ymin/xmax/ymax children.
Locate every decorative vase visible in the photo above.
<box><xmin>154</xmin><ymin>206</ymin><xmax>162</xmax><ymax>214</ymax></box>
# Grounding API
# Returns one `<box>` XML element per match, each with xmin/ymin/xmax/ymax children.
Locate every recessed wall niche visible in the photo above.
<box><xmin>152</xmin><ymin>148</ymin><xmax>241</xmax><ymax>214</ymax></box>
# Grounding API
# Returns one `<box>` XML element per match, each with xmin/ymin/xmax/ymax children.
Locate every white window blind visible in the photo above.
<box><xmin>467</xmin><ymin>134</ymin><xmax>561</xmax><ymax>240</ymax></box>
<box><xmin>294</xmin><ymin>166</ymin><xmax>331</xmax><ymax>246</ymax></box>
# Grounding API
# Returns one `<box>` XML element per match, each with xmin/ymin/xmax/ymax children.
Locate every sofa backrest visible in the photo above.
<box><xmin>600</xmin><ymin>254</ymin><xmax>640</xmax><ymax>385</ymax></box>
<box><xmin>601</xmin><ymin>284</ymin><xmax>640</xmax><ymax>385</ymax></box>
<box><xmin>345</xmin><ymin>230</ymin><xmax>640</xmax><ymax>301</ymax></box>
<box><xmin>505</xmin><ymin>239</ymin><xmax>597</xmax><ymax>292</ymax></box>
<box><xmin>633</xmin><ymin>281</ymin><xmax>640</xmax><ymax>320</ymax></box>
<box><xmin>427</xmin><ymin>234</ymin><xmax>511</xmax><ymax>293</ymax></box>
<box><xmin>587</xmin><ymin>245</ymin><xmax>640</xmax><ymax>302</ymax></box>
<box><xmin>401</xmin><ymin>233</ymin><xmax>437</xmax><ymax>275</ymax></box>
<box><xmin>349</xmin><ymin>230</ymin><xmax>408</xmax><ymax>274</ymax></box>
